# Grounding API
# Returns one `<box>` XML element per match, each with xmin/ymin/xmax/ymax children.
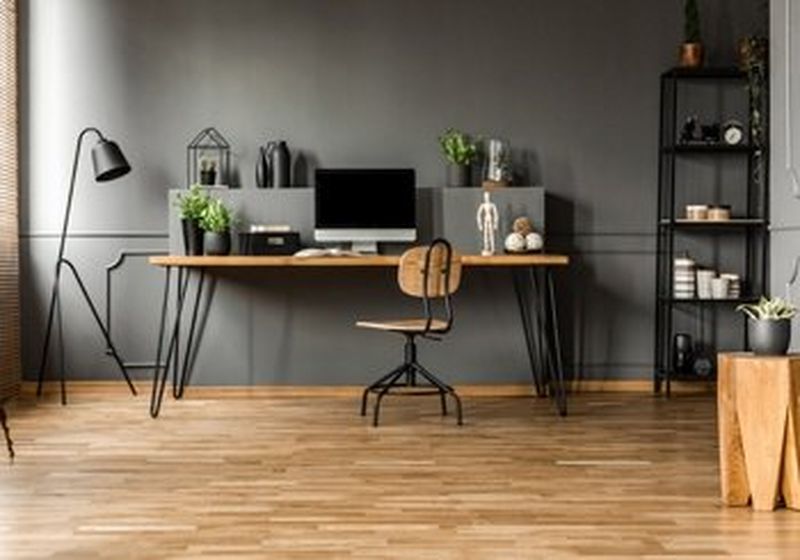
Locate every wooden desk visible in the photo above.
<box><xmin>147</xmin><ymin>253</ymin><xmax>570</xmax><ymax>419</ymax></box>
<box><xmin>718</xmin><ymin>353</ymin><xmax>800</xmax><ymax>511</ymax></box>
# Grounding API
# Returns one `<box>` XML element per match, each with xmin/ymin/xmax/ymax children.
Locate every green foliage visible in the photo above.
<box><xmin>737</xmin><ymin>297</ymin><xmax>797</xmax><ymax>321</ymax></box>
<box><xmin>684</xmin><ymin>0</ymin><xmax>701</xmax><ymax>43</ymax></box>
<box><xmin>439</xmin><ymin>129</ymin><xmax>478</xmax><ymax>166</ymax></box>
<box><xmin>175</xmin><ymin>184</ymin><xmax>209</xmax><ymax>221</ymax></box>
<box><xmin>199</xmin><ymin>197</ymin><xmax>233</xmax><ymax>233</ymax></box>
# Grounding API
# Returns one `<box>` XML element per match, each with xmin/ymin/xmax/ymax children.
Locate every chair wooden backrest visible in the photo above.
<box><xmin>397</xmin><ymin>239</ymin><xmax>462</xmax><ymax>334</ymax></box>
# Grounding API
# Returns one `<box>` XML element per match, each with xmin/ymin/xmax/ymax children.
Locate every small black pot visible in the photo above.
<box><xmin>748</xmin><ymin>319</ymin><xmax>791</xmax><ymax>356</ymax></box>
<box><xmin>204</xmin><ymin>231</ymin><xmax>231</xmax><ymax>256</ymax></box>
<box><xmin>200</xmin><ymin>169</ymin><xmax>217</xmax><ymax>186</ymax></box>
<box><xmin>446</xmin><ymin>164</ymin><xmax>470</xmax><ymax>187</ymax></box>
<box><xmin>181</xmin><ymin>219</ymin><xmax>204</xmax><ymax>256</ymax></box>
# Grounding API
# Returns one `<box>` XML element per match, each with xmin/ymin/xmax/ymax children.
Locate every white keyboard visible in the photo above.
<box><xmin>293</xmin><ymin>248</ymin><xmax>364</xmax><ymax>258</ymax></box>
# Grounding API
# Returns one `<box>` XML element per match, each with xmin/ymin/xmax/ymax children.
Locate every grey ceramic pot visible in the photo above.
<box><xmin>748</xmin><ymin>319</ymin><xmax>791</xmax><ymax>356</ymax></box>
<box><xmin>203</xmin><ymin>231</ymin><xmax>231</xmax><ymax>256</ymax></box>
<box><xmin>446</xmin><ymin>164</ymin><xmax>470</xmax><ymax>187</ymax></box>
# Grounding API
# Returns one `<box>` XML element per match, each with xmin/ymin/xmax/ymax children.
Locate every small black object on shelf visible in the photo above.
<box><xmin>239</xmin><ymin>231</ymin><xmax>301</xmax><ymax>255</ymax></box>
<box><xmin>187</xmin><ymin>127</ymin><xmax>230</xmax><ymax>187</ymax></box>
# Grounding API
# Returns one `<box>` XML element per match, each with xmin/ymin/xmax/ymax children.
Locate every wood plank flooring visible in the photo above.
<box><xmin>2</xmin><ymin>388</ymin><xmax>799</xmax><ymax>559</ymax></box>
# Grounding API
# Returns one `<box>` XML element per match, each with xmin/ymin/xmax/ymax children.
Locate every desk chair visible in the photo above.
<box><xmin>357</xmin><ymin>238</ymin><xmax>463</xmax><ymax>426</ymax></box>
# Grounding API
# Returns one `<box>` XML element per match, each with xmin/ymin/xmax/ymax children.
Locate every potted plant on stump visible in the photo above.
<box><xmin>175</xmin><ymin>184</ymin><xmax>209</xmax><ymax>256</ymax></box>
<box><xmin>679</xmin><ymin>0</ymin><xmax>704</xmax><ymax>68</ymax></box>
<box><xmin>200</xmin><ymin>197</ymin><xmax>233</xmax><ymax>256</ymax></box>
<box><xmin>737</xmin><ymin>297</ymin><xmax>797</xmax><ymax>356</ymax></box>
<box><xmin>439</xmin><ymin>128</ymin><xmax>478</xmax><ymax>187</ymax></box>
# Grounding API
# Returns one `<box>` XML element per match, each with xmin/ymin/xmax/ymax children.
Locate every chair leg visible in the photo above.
<box><xmin>373</xmin><ymin>365</ymin><xmax>409</xmax><ymax>427</ymax></box>
<box><xmin>414</xmin><ymin>363</ymin><xmax>463</xmax><ymax>426</ymax></box>
<box><xmin>361</xmin><ymin>363</ymin><xmax>408</xmax><ymax>416</ymax></box>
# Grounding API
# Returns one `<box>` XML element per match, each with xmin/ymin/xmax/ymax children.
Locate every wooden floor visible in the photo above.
<box><xmin>2</xmin><ymin>387</ymin><xmax>799</xmax><ymax>559</ymax></box>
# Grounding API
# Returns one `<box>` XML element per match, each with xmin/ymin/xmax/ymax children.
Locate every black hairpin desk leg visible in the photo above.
<box><xmin>513</xmin><ymin>269</ymin><xmax>545</xmax><ymax>397</ymax></box>
<box><xmin>1</xmin><ymin>402</ymin><xmax>13</xmax><ymax>461</ymax></box>
<box><xmin>513</xmin><ymin>266</ymin><xmax>568</xmax><ymax>417</ymax></box>
<box><xmin>150</xmin><ymin>266</ymin><xmax>206</xmax><ymax>418</ymax></box>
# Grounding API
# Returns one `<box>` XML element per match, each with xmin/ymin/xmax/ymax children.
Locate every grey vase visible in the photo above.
<box><xmin>203</xmin><ymin>231</ymin><xmax>231</xmax><ymax>256</ymax></box>
<box><xmin>446</xmin><ymin>164</ymin><xmax>470</xmax><ymax>187</ymax></box>
<box><xmin>748</xmin><ymin>319</ymin><xmax>791</xmax><ymax>356</ymax></box>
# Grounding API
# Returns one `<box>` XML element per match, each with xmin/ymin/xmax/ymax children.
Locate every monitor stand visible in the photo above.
<box><xmin>350</xmin><ymin>241</ymin><xmax>378</xmax><ymax>254</ymax></box>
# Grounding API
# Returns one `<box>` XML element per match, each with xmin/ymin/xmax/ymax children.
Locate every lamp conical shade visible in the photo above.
<box><xmin>91</xmin><ymin>139</ymin><xmax>131</xmax><ymax>182</ymax></box>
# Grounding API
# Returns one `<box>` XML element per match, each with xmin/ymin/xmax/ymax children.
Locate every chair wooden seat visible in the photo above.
<box><xmin>356</xmin><ymin>318</ymin><xmax>449</xmax><ymax>333</ymax></box>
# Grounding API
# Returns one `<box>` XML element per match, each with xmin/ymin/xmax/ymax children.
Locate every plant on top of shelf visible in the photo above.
<box><xmin>199</xmin><ymin>197</ymin><xmax>233</xmax><ymax>233</ymax></box>
<box><xmin>199</xmin><ymin>197</ymin><xmax>234</xmax><ymax>256</ymax></box>
<box><xmin>737</xmin><ymin>297</ymin><xmax>796</xmax><ymax>356</ymax></box>
<box><xmin>175</xmin><ymin>184</ymin><xmax>209</xmax><ymax>221</ymax></box>
<box><xmin>175</xmin><ymin>184</ymin><xmax>210</xmax><ymax>256</ymax></box>
<box><xmin>679</xmin><ymin>0</ymin><xmax>704</xmax><ymax>68</ymax></box>
<box><xmin>439</xmin><ymin>128</ymin><xmax>478</xmax><ymax>187</ymax></box>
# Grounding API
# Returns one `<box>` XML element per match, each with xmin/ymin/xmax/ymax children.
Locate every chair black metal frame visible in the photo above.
<box><xmin>359</xmin><ymin>238</ymin><xmax>463</xmax><ymax>426</ymax></box>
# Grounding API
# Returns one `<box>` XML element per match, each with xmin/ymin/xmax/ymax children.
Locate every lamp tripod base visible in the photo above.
<box><xmin>36</xmin><ymin>258</ymin><xmax>138</xmax><ymax>404</ymax></box>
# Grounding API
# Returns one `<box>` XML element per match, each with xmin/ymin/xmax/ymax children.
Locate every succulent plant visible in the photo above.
<box><xmin>737</xmin><ymin>297</ymin><xmax>797</xmax><ymax>321</ymax></box>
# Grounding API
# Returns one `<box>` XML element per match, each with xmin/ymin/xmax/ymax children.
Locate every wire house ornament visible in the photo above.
<box><xmin>186</xmin><ymin>127</ymin><xmax>231</xmax><ymax>187</ymax></box>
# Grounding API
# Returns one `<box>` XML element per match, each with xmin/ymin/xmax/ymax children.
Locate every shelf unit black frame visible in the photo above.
<box><xmin>654</xmin><ymin>67</ymin><xmax>769</xmax><ymax>396</ymax></box>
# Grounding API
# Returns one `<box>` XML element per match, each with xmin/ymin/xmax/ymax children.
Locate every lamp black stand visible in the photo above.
<box><xmin>36</xmin><ymin>127</ymin><xmax>138</xmax><ymax>404</ymax></box>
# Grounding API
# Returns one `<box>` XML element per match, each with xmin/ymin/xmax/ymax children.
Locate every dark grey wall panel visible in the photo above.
<box><xmin>21</xmin><ymin>0</ymin><xmax>765</xmax><ymax>384</ymax></box>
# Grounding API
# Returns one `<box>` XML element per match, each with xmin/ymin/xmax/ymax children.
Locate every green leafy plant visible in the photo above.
<box><xmin>684</xmin><ymin>0</ymin><xmax>701</xmax><ymax>43</ymax></box>
<box><xmin>175</xmin><ymin>184</ymin><xmax>209</xmax><ymax>221</ymax></box>
<box><xmin>737</xmin><ymin>297</ymin><xmax>797</xmax><ymax>321</ymax></box>
<box><xmin>199</xmin><ymin>197</ymin><xmax>233</xmax><ymax>233</ymax></box>
<box><xmin>439</xmin><ymin>129</ymin><xmax>478</xmax><ymax>166</ymax></box>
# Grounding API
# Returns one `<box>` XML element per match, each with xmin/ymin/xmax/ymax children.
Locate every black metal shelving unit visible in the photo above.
<box><xmin>654</xmin><ymin>67</ymin><xmax>769</xmax><ymax>396</ymax></box>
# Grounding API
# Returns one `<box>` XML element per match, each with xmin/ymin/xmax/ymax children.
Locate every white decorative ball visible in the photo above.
<box><xmin>504</xmin><ymin>232</ymin><xmax>526</xmax><ymax>253</ymax></box>
<box><xmin>525</xmin><ymin>232</ymin><xmax>543</xmax><ymax>251</ymax></box>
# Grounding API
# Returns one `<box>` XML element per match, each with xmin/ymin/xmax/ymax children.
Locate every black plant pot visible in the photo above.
<box><xmin>204</xmin><ymin>231</ymin><xmax>231</xmax><ymax>256</ymax></box>
<box><xmin>748</xmin><ymin>319</ymin><xmax>791</xmax><ymax>356</ymax></box>
<box><xmin>181</xmin><ymin>219</ymin><xmax>204</xmax><ymax>256</ymax></box>
<box><xmin>200</xmin><ymin>169</ymin><xmax>217</xmax><ymax>185</ymax></box>
<box><xmin>446</xmin><ymin>164</ymin><xmax>470</xmax><ymax>187</ymax></box>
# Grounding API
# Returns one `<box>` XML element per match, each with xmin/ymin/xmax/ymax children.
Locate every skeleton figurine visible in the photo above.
<box><xmin>476</xmin><ymin>191</ymin><xmax>499</xmax><ymax>256</ymax></box>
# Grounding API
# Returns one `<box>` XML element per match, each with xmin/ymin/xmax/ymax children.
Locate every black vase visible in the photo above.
<box><xmin>749</xmin><ymin>319</ymin><xmax>791</xmax><ymax>356</ymax></box>
<box><xmin>272</xmin><ymin>141</ymin><xmax>291</xmax><ymax>188</ymax></box>
<box><xmin>200</xmin><ymin>169</ymin><xmax>216</xmax><ymax>186</ymax></box>
<box><xmin>204</xmin><ymin>231</ymin><xmax>231</xmax><ymax>256</ymax></box>
<box><xmin>446</xmin><ymin>164</ymin><xmax>469</xmax><ymax>187</ymax></box>
<box><xmin>181</xmin><ymin>219</ymin><xmax>204</xmax><ymax>256</ymax></box>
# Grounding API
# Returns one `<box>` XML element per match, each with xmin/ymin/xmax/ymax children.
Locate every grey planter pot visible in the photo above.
<box><xmin>446</xmin><ymin>164</ymin><xmax>470</xmax><ymax>187</ymax></box>
<box><xmin>203</xmin><ymin>231</ymin><xmax>231</xmax><ymax>256</ymax></box>
<box><xmin>748</xmin><ymin>319</ymin><xmax>791</xmax><ymax>356</ymax></box>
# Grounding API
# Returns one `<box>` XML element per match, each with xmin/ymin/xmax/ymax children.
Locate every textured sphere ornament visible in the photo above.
<box><xmin>525</xmin><ymin>232</ymin><xmax>543</xmax><ymax>251</ymax></box>
<box><xmin>512</xmin><ymin>217</ymin><xmax>534</xmax><ymax>237</ymax></box>
<box><xmin>504</xmin><ymin>232</ymin><xmax>527</xmax><ymax>253</ymax></box>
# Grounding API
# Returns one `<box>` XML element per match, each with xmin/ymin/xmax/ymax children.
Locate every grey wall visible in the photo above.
<box><xmin>21</xmin><ymin>0</ymin><xmax>765</xmax><ymax>385</ymax></box>
<box><xmin>770</xmin><ymin>0</ymin><xmax>800</xmax><ymax>347</ymax></box>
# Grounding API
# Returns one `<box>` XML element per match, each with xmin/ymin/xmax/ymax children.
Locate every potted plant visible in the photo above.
<box><xmin>737</xmin><ymin>297</ymin><xmax>797</xmax><ymax>356</ymax></box>
<box><xmin>439</xmin><ymin>128</ymin><xmax>478</xmax><ymax>187</ymax></box>
<box><xmin>199</xmin><ymin>197</ymin><xmax>233</xmax><ymax>256</ymax></box>
<box><xmin>175</xmin><ymin>184</ymin><xmax>209</xmax><ymax>256</ymax></box>
<box><xmin>679</xmin><ymin>0</ymin><xmax>703</xmax><ymax>68</ymax></box>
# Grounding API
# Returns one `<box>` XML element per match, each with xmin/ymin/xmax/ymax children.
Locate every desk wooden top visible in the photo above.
<box><xmin>148</xmin><ymin>254</ymin><xmax>570</xmax><ymax>268</ymax></box>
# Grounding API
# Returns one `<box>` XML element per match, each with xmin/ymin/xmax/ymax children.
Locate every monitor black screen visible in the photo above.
<box><xmin>314</xmin><ymin>169</ymin><xmax>416</xmax><ymax>229</ymax></box>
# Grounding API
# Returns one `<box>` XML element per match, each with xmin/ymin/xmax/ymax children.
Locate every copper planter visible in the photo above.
<box><xmin>678</xmin><ymin>43</ymin><xmax>704</xmax><ymax>68</ymax></box>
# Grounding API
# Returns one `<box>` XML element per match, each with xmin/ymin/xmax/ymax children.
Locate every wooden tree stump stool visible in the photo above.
<box><xmin>718</xmin><ymin>353</ymin><xmax>800</xmax><ymax>511</ymax></box>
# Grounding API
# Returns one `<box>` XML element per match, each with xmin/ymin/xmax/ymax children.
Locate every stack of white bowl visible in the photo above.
<box><xmin>720</xmin><ymin>273</ymin><xmax>741</xmax><ymax>299</ymax></box>
<box><xmin>674</xmin><ymin>257</ymin><xmax>696</xmax><ymax>299</ymax></box>
<box><xmin>696</xmin><ymin>269</ymin><xmax>715</xmax><ymax>299</ymax></box>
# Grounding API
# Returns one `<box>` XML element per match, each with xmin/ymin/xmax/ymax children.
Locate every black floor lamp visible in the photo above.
<box><xmin>36</xmin><ymin>127</ymin><xmax>138</xmax><ymax>404</ymax></box>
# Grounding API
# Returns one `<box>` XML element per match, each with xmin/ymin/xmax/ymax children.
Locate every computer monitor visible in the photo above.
<box><xmin>314</xmin><ymin>168</ymin><xmax>417</xmax><ymax>253</ymax></box>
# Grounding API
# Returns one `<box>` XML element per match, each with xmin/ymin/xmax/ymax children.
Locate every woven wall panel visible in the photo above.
<box><xmin>0</xmin><ymin>0</ymin><xmax>20</xmax><ymax>401</ymax></box>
